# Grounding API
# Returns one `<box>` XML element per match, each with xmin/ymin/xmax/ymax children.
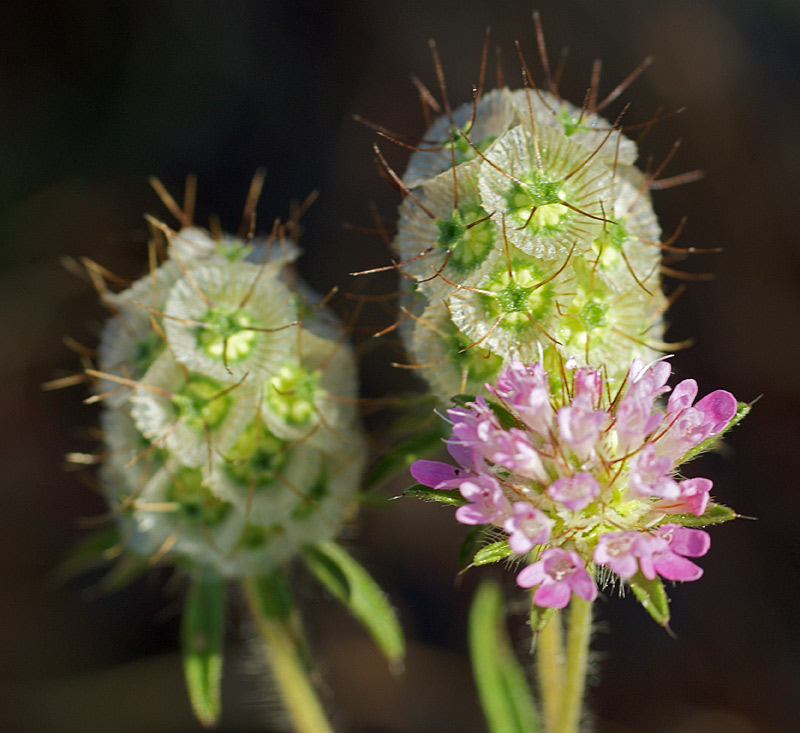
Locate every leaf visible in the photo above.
<box><xmin>57</xmin><ymin>526</ymin><xmax>121</xmax><ymax>581</ymax></box>
<box><xmin>99</xmin><ymin>555</ymin><xmax>149</xmax><ymax>593</ymax></box>
<box><xmin>181</xmin><ymin>571</ymin><xmax>226</xmax><ymax>728</ymax></box>
<box><xmin>679</xmin><ymin>401</ymin><xmax>751</xmax><ymax>465</ymax></box>
<box><xmin>404</xmin><ymin>484</ymin><xmax>467</xmax><ymax>507</ymax></box>
<box><xmin>247</xmin><ymin>569</ymin><xmax>295</xmax><ymax>622</ymax></box>
<box><xmin>469</xmin><ymin>581</ymin><xmax>541</xmax><ymax>733</ymax></box>
<box><xmin>629</xmin><ymin>572</ymin><xmax>670</xmax><ymax>626</ymax></box>
<box><xmin>302</xmin><ymin>542</ymin><xmax>404</xmax><ymax>669</ymax></box>
<box><xmin>669</xmin><ymin>502</ymin><xmax>737</xmax><ymax>527</ymax></box>
<box><xmin>472</xmin><ymin>539</ymin><xmax>513</xmax><ymax>567</ymax></box>
<box><xmin>365</xmin><ymin>421</ymin><xmax>448</xmax><ymax>489</ymax></box>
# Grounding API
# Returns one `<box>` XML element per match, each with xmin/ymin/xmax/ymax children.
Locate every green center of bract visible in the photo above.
<box><xmin>506</xmin><ymin>174</ymin><xmax>570</xmax><ymax>231</ymax></box>
<box><xmin>173</xmin><ymin>375</ymin><xmax>231</xmax><ymax>432</ymax></box>
<box><xmin>224</xmin><ymin>422</ymin><xmax>288</xmax><ymax>487</ymax></box>
<box><xmin>447</xmin><ymin>125</ymin><xmax>497</xmax><ymax>166</ymax></box>
<box><xmin>480</xmin><ymin>262</ymin><xmax>554</xmax><ymax>328</ymax></box>
<box><xmin>196</xmin><ymin>308</ymin><xmax>257</xmax><ymax>363</ymax></box>
<box><xmin>169</xmin><ymin>467</ymin><xmax>232</xmax><ymax>526</ymax></box>
<box><xmin>435</xmin><ymin>203</ymin><xmax>495</xmax><ymax>275</ymax></box>
<box><xmin>266</xmin><ymin>365</ymin><xmax>323</xmax><ymax>427</ymax></box>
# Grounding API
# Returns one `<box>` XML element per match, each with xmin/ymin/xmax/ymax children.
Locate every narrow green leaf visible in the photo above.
<box><xmin>303</xmin><ymin>542</ymin><xmax>404</xmax><ymax>668</ymax></box>
<box><xmin>669</xmin><ymin>502</ymin><xmax>737</xmax><ymax>527</ymax></box>
<box><xmin>472</xmin><ymin>539</ymin><xmax>513</xmax><ymax>566</ymax></box>
<box><xmin>365</xmin><ymin>421</ymin><xmax>448</xmax><ymax>489</ymax></box>
<box><xmin>99</xmin><ymin>555</ymin><xmax>149</xmax><ymax>593</ymax></box>
<box><xmin>248</xmin><ymin>569</ymin><xmax>295</xmax><ymax>622</ymax></box>
<box><xmin>404</xmin><ymin>484</ymin><xmax>467</xmax><ymax>506</ymax></box>
<box><xmin>450</xmin><ymin>393</ymin><xmax>478</xmax><ymax>408</ymax></box>
<box><xmin>469</xmin><ymin>581</ymin><xmax>541</xmax><ymax>733</ymax></box>
<box><xmin>57</xmin><ymin>527</ymin><xmax>121</xmax><ymax>581</ymax></box>
<box><xmin>181</xmin><ymin>571</ymin><xmax>226</xmax><ymax>728</ymax></box>
<box><xmin>629</xmin><ymin>573</ymin><xmax>670</xmax><ymax>626</ymax></box>
<box><xmin>679</xmin><ymin>401</ymin><xmax>751</xmax><ymax>464</ymax></box>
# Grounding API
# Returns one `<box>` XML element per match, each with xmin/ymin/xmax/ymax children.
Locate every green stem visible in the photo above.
<box><xmin>242</xmin><ymin>579</ymin><xmax>334</xmax><ymax>733</ymax></box>
<box><xmin>535</xmin><ymin>609</ymin><xmax>564</xmax><ymax>732</ymax></box>
<box><xmin>556</xmin><ymin>597</ymin><xmax>593</xmax><ymax>733</ymax></box>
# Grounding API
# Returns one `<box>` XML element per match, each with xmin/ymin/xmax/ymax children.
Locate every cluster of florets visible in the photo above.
<box><xmin>95</xmin><ymin>223</ymin><xmax>365</xmax><ymax>576</ymax></box>
<box><xmin>391</xmin><ymin>85</ymin><xmax>668</xmax><ymax>401</ymax></box>
<box><xmin>411</xmin><ymin>358</ymin><xmax>740</xmax><ymax>613</ymax></box>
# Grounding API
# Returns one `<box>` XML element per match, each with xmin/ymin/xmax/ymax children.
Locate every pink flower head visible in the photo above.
<box><xmin>503</xmin><ymin>502</ymin><xmax>554</xmax><ymax>554</ymax></box>
<box><xmin>455</xmin><ymin>474</ymin><xmax>512</xmax><ymax>526</ymax></box>
<box><xmin>488</xmin><ymin>428</ymin><xmax>548</xmax><ymax>483</ymax></box>
<box><xmin>557</xmin><ymin>395</ymin><xmax>609</xmax><ymax>462</ymax></box>
<box><xmin>628</xmin><ymin>443</ymin><xmax>680</xmax><ymax>499</ymax></box>
<box><xmin>656</xmin><ymin>388</ymin><xmax>737</xmax><ymax>459</ymax></box>
<box><xmin>650</xmin><ymin>524</ymin><xmax>711</xmax><ymax>581</ymax></box>
<box><xmin>516</xmin><ymin>547</ymin><xmax>598</xmax><ymax>608</ymax></box>
<box><xmin>488</xmin><ymin>360</ymin><xmax>553</xmax><ymax>437</ymax></box>
<box><xmin>573</xmin><ymin>366</ymin><xmax>603</xmax><ymax>403</ymax></box>
<box><xmin>547</xmin><ymin>473</ymin><xmax>600</xmax><ymax>511</ymax></box>
<box><xmin>593</xmin><ymin>531</ymin><xmax>662</xmax><ymax>579</ymax></box>
<box><xmin>653</xmin><ymin>477</ymin><xmax>712</xmax><ymax>516</ymax></box>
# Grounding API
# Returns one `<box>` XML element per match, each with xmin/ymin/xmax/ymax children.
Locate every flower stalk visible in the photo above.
<box><xmin>243</xmin><ymin>578</ymin><xmax>335</xmax><ymax>733</ymax></box>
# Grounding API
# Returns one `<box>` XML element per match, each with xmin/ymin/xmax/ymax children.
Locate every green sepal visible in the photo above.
<box><xmin>679</xmin><ymin>401</ymin><xmax>751</xmax><ymax>465</ymax></box>
<box><xmin>247</xmin><ymin>569</ymin><xmax>295</xmax><ymax>622</ymax></box>
<box><xmin>364</xmin><ymin>420</ymin><xmax>448</xmax><ymax>489</ymax></box>
<box><xmin>404</xmin><ymin>483</ymin><xmax>467</xmax><ymax>507</ymax></box>
<box><xmin>667</xmin><ymin>502</ymin><xmax>737</xmax><ymax>528</ymax></box>
<box><xmin>181</xmin><ymin>570</ymin><xmax>226</xmax><ymax>728</ymax></box>
<box><xmin>469</xmin><ymin>581</ymin><xmax>541</xmax><ymax>733</ymax></box>
<box><xmin>450</xmin><ymin>393</ymin><xmax>477</xmax><ymax>408</ymax></box>
<box><xmin>57</xmin><ymin>526</ymin><xmax>121</xmax><ymax>581</ymax></box>
<box><xmin>472</xmin><ymin>539</ymin><xmax>513</xmax><ymax>567</ymax></box>
<box><xmin>302</xmin><ymin>541</ymin><xmax>404</xmax><ymax>670</ymax></box>
<box><xmin>99</xmin><ymin>554</ymin><xmax>149</xmax><ymax>593</ymax></box>
<box><xmin>629</xmin><ymin>572</ymin><xmax>670</xmax><ymax>626</ymax></box>
<box><xmin>529</xmin><ymin>604</ymin><xmax>556</xmax><ymax>635</ymax></box>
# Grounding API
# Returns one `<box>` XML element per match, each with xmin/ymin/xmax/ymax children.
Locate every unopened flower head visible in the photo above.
<box><xmin>84</xmin><ymin>191</ymin><xmax>366</xmax><ymax>578</ymax></box>
<box><xmin>410</xmin><ymin>358</ymin><xmax>743</xmax><ymax>617</ymax></box>
<box><xmin>372</xmin><ymin>43</ymin><xmax>680</xmax><ymax>399</ymax></box>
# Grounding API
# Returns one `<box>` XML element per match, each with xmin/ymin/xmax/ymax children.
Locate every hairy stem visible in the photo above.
<box><xmin>556</xmin><ymin>596</ymin><xmax>593</xmax><ymax>733</ymax></box>
<box><xmin>536</xmin><ymin>609</ymin><xmax>564</xmax><ymax>731</ymax></box>
<box><xmin>242</xmin><ymin>579</ymin><xmax>334</xmax><ymax>733</ymax></box>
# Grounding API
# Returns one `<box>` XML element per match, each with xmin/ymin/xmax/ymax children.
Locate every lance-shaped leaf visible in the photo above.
<box><xmin>404</xmin><ymin>484</ymin><xmax>468</xmax><ymax>506</ymax></box>
<box><xmin>365</xmin><ymin>420</ymin><xmax>448</xmax><ymax>489</ymax></box>
<box><xmin>629</xmin><ymin>572</ymin><xmax>670</xmax><ymax>626</ymax></box>
<box><xmin>469</xmin><ymin>580</ymin><xmax>541</xmax><ymax>733</ymax></box>
<box><xmin>472</xmin><ymin>539</ymin><xmax>514</xmax><ymax>567</ymax></box>
<box><xmin>57</xmin><ymin>526</ymin><xmax>121</xmax><ymax>581</ymax></box>
<box><xmin>181</xmin><ymin>571</ymin><xmax>226</xmax><ymax>728</ymax></box>
<box><xmin>302</xmin><ymin>541</ymin><xmax>404</xmax><ymax>669</ymax></box>
<box><xmin>669</xmin><ymin>502</ymin><xmax>737</xmax><ymax>528</ymax></box>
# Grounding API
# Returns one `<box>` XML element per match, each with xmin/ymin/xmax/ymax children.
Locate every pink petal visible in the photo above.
<box><xmin>410</xmin><ymin>460</ymin><xmax>464</xmax><ymax>488</ymax></box>
<box><xmin>533</xmin><ymin>581</ymin><xmax>572</xmax><ymax>609</ymax></box>
<box><xmin>653</xmin><ymin>553</ymin><xmax>703</xmax><ymax>581</ymax></box>
<box><xmin>694</xmin><ymin>390</ymin><xmax>737</xmax><ymax>432</ymax></box>
<box><xmin>667</xmin><ymin>526</ymin><xmax>711</xmax><ymax>557</ymax></box>
<box><xmin>516</xmin><ymin>562</ymin><xmax>546</xmax><ymax>588</ymax></box>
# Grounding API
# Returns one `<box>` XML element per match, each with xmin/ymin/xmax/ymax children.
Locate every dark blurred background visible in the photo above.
<box><xmin>2</xmin><ymin>1</ymin><xmax>799</xmax><ymax>731</ymax></box>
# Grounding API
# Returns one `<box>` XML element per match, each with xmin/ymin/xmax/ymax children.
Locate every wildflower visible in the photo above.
<box><xmin>410</xmin><ymin>358</ymin><xmax>743</xmax><ymax>619</ymax></box>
